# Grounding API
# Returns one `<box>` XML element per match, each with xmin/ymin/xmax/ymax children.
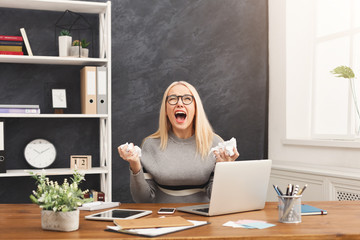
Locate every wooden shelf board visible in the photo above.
<box><xmin>0</xmin><ymin>0</ymin><xmax>108</xmax><ymax>14</ymax></box>
<box><xmin>0</xmin><ymin>55</ymin><xmax>108</xmax><ymax>66</ymax></box>
<box><xmin>0</xmin><ymin>167</ymin><xmax>109</xmax><ymax>177</ymax></box>
<box><xmin>0</xmin><ymin>114</ymin><xmax>108</xmax><ymax>119</ymax></box>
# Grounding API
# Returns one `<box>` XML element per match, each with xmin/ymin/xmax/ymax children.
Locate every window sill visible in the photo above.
<box><xmin>282</xmin><ymin>138</ymin><xmax>360</xmax><ymax>149</ymax></box>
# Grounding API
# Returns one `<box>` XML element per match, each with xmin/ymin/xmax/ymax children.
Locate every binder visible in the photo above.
<box><xmin>80</xmin><ymin>66</ymin><xmax>97</xmax><ymax>114</ymax></box>
<box><xmin>0</xmin><ymin>121</ymin><xmax>5</xmax><ymax>173</ymax></box>
<box><xmin>96</xmin><ymin>67</ymin><xmax>108</xmax><ymax>114</ymax></box>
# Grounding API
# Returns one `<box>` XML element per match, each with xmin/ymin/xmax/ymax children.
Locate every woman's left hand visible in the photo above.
<box><xmin>214</xmin><ymin>147</ymin><xmax>239</xmax><ymax>162</ymax></box>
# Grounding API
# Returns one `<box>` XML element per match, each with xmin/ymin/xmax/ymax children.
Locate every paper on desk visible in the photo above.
<box><xmin>107</xmin><ymin>220</ymin><xmax>208</xmax><ymax>237</ymax></box>
<box><xmin>223</xmin><ymin>220</ymin><xmax>275</xmax><ymax>229</ymax></box>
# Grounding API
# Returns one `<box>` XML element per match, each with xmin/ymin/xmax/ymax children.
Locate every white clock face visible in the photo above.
<box><xmin>24</xmin><ymin>139</ymin><xmax>56</xmax><ymax>168</ymax></box>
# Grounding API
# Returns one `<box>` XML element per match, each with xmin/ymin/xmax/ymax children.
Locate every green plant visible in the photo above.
<box><xmin>60</xmin><ymin>29</ymin><xmax>71</xmax><ymax>36</ymax></box>
<box><xmin>29</xmin><ymin>170</ymin><xmax>92</xmax><ymax>212</ymax></box>
<box><xmin>81</xmin><ymin>39</ymin><xmax>90</xmax><ymax>48</ymax></box>
<box><xmin>331</xmin><ymin>65</ymin><xmax>360</xmax><ymax>134</ymax></box>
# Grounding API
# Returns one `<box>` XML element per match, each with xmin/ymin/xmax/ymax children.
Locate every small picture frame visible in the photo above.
<box><xmin>70</xmin><ymin>155</ymin><xmax>92</xmax><ymax>170</ymax></box>
<box><xmin>52</xmin><ymin>89</ymin><xmax>67</xmax><ymax>109</ymax></box>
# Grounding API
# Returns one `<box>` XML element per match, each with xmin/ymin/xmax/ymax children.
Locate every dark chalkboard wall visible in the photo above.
<box><xmin>0</xmin><ymin>0</ymin><xmax>268</xmax><ymax>203</ymax></box>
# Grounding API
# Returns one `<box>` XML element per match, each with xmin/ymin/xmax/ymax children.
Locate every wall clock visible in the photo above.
<box><xmin>24</xmin><ymin>139</ymin><xmax>56</xmax><ymax>168</ymax></box>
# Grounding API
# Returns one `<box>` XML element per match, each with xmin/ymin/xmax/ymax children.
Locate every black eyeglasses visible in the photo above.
<box><xmin>166</xmin><ymin>94</ymin><xmax>194</xmax><ymax>105</ymax></box>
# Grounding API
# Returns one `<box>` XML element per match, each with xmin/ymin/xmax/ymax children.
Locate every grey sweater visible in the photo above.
<box><xmin>130</xmin><ymin>132</ymin><xmax>223</xmax><ymax>203</ymax></box>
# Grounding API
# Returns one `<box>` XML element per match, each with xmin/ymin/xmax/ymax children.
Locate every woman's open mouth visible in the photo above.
<box><xmin>175</xmin><ymin>110</ymin><xmax>187</xmax><ymax>123</ymax></box>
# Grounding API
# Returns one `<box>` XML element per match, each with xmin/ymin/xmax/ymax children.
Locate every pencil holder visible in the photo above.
<box><xmin>278</xmin><ymin>195</ymin><xmax>302</xmax><ymax>223</ymax></box>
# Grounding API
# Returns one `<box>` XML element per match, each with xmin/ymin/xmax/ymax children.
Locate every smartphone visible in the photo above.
<box><xmin>157</xmin><ymin>207</ymin><xmax>176</xmax><ymax>214</ymax></box>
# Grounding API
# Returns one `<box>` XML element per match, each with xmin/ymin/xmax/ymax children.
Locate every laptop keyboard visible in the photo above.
<box><xmin>194</xmin><ymin>207</ymin><xmax>209</xmax><ymax>213</ymax></box>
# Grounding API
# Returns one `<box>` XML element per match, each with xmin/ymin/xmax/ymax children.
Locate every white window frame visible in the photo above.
<box><xmin>311</xmin><ymin>0</ymin><xmax>360</xmax><ymax>140</ymax></box>
<box><xmin>285</xmin><ymin>0</ymin><xmax>360</xmax><ymax>141</ymax></box>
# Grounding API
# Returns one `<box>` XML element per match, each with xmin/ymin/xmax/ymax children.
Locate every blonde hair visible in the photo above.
<box><xmin>145</xmin><ymin>81</ymin><xmax>215</xmax><ymax>158</ymax></box>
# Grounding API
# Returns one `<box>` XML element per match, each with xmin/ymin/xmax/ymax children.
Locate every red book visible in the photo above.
<box><xmin>0</xmin><ymin>51</ymin><xmax>24</xmax><ymax>55</ymax></box>
<box><xmin>97</xmin><ymin>192</ymin><xmax>105</xmax><ymax>201</ymax></box>
<box><xmin>0</xmin><ymin>35</ymin><xmax>23</xmax><ymax>41</ymax></box>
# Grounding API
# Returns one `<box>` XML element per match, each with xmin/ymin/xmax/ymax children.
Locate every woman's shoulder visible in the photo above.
<box><xmin>142</xmin><ymin>136</ymin><xmax>160</xmax><ymax>149</ymax></box>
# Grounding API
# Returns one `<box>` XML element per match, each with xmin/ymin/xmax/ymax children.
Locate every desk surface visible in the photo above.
<box><xmin>1</xmin><ymin>201</ymin><xmax>359</xmax><ymax>239</ymax></box>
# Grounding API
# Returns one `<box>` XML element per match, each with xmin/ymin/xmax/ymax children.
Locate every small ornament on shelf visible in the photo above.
<box><xmin>58</xmin><ymin>29</ymin><xmax>72</xmax><ymax>57</ymax></box>
<box><xmin>52</xmin><ymin>89</ymin><xmax>67</xmax><ymax>114</ymax></box>
<box><xmin>70</xmin><ymin>155</ymin><xmax>92</xmax><ymax>170</ymax></box>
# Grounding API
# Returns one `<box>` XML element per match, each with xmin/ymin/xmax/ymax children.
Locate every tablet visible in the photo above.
<box><xmin>85</xmin><ymin>209</ymin><xmax>152</xmax><ymax>221</ymax></box>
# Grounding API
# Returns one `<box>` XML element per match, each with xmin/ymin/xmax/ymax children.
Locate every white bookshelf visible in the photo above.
<box><xmin>0</xmin><ymin>1</ymin><xmax>112</xmax><ymax>201</ymax></box>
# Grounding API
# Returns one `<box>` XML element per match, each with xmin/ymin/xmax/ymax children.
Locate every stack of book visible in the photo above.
<box><xmin>0</xmin><ymin>35</ymin><xmax>24</xmax><ymax>55</ymax></box>
<box><xmin>84</xmin><ymin>190</ymin><xmax>105</xmax><ymax>201</ymax></box>
<box><xmin>0</xmin><ymin>104</ymin><xmax>40</xmax><ymax>114</ymax></box>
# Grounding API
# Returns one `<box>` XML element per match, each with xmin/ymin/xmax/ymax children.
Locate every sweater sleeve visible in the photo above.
<box><xmin>129</xmin><ymin>167</ymin><xmax>156</xmax><ymax>203</ymax></box>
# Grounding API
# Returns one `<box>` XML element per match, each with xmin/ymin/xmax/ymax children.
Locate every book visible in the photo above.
<box><xmin>0</xmin><ymin>40</ymin><xmax>23</xmax><ymax>46</ymax></box>
<box><xmin>90</xmin><ymin>190</ymin><xmax>98</xmax><ymax>201</ymax></box>
<box><xmin>0</xmin><ymin>46</ymin><xmax>22</xmax><ymax>52</ymax></box>
<box><xmin>20</xmin><ymin>28</ymin><xmax>33</xmax><ymax>56</ymax></box>
<box><xmin>0</xmin><ymin>108</ymin><xmax>40</xmax><ymax>114</ymax></box>
<box><xmin>98</xmin><ymin>191</ymin><xmax>105</xmax><ymax>201</ymax></box>
<box><xmin>0</xmin><ymin>35</ymin><xmax>23</xmax><ymax>41</ymax></box>
<box><xmin>0</xmin><ymin>104</ymin><xmax>39</xmax><ymax>109</ymax></box>
<box><xmin>301</xmin><ymin>204</ymin><xmax>327</xmax><ymax>215</ymax></box>
<box><xmin>0</xmin><ymin>51</ymin><xmax>24</xmax><ymax>55</ymax></box>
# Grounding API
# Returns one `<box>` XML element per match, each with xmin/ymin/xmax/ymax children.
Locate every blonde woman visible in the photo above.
<box><xmin>118</xmin><ymin>81</ymin><xmax>239</xmax><ymax>203</ymax></box>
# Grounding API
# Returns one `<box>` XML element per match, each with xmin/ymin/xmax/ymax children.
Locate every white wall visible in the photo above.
<box><xmin>268</xmin><ymin>0</ymin><xmax>360</xmax><ymax>201</ymax></box>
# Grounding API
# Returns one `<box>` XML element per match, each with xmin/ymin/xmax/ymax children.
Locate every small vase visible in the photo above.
<box><xmin>70</xmin><ymin>46</ymin><xmax>82</xmax><ymax>57</ymax></box>
<box><xmin>41</xmin><ymin>209</ymin><xmax>79</xmax><ymax>232</ymax></box>
<box><xmin>81</xmin><ymin>48</ymin><xmax>89</xmax><ymax>58</ymax></box>
<box><xmin>58</xmin><ymin>36</ymin><xmax>72</xmax><ymax>57</ymax></box>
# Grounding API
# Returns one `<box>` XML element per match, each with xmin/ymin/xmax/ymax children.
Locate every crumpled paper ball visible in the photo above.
<box><xmin>119</xmin><ymin>142</ymin><xmax>142</xmax><ymax>157</ymax></box>
<box><xmin>210</xmin><ymin>137</ymin><xmax>237</xmax><ymax>157</ymax></box>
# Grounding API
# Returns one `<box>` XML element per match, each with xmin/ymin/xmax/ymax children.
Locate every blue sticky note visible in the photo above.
<box><xmin>242</xmin><ymin>222</ymin><xmax>276</xmax><ymax>229</ymax></box>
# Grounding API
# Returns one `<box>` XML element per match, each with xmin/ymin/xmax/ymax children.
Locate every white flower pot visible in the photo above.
<box><xmin>58</xmin><ymin>36</ymin><xmax>72</xmax><ymax>57</ymax></box>
<box><xmin>41</xmin><ymin>209</ymin><xmax>79</xmax><ymax>232</ymax></box>
<box><xmin>81</xmin><ymin>48</ymin><xmax>89</xmax><ymax>58</ymax></box>
<box><xmin>70</xmin><ymin>46</ymin><xmax>82</xmax><ymax>57</ymax></box>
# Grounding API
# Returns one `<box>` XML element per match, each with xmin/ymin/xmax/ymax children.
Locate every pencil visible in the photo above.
<box><xmin>297</xmin><ymin>184</ymin><xmax>308</xmax><ymax>195</ymax></box>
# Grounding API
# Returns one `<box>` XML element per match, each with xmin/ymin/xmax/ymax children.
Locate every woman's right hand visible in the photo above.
<box><xmin>117</xmin><ymin>143</ymin><xmax>142</xmax><ymax>174</ymax></box>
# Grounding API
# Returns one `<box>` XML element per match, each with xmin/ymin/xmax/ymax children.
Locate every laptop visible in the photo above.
<box><xmin>177</xmin><ymin>159</ymin><xmax>272</xmax><ymax>216</ymax></box>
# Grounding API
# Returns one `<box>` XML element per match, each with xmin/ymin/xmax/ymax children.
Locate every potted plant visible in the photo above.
<box><xmin>29</xmin><ymin>170</ymin><xmax>92</xmax><ymax>232</ymax></box>
<box><xmin>81</xmin><ymin>39</ymin><xmax>90</xmax><ymax>58</ymax></box>
<box><xmin>70</xmin><ymin>40</ymin><xmax>82</xmax><ymax>57</ymax></box>
<box><xmin>58</xmin><ymin>29</ymin><xmax>72</xmax><ymax>57</ymax></box>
